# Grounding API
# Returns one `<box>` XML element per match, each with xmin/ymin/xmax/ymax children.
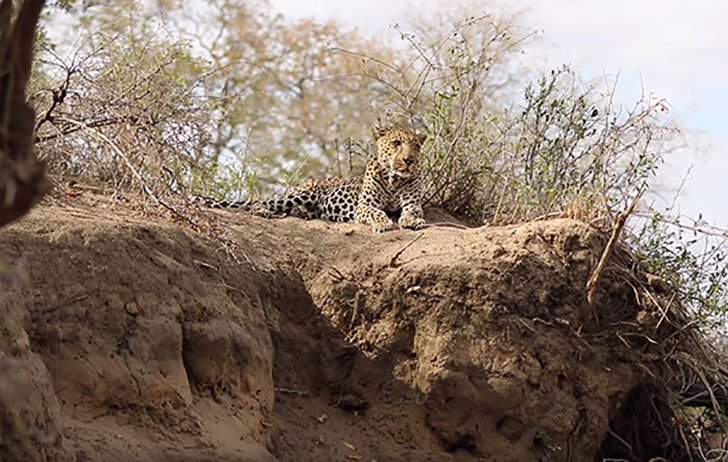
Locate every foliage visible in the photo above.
<box><xmin>168</xmin><ymin>0</ymin><xmax>409</xmax><ymax>194</ymax></box>
<box><xmin>635</xmin><ymin>210</ymin><xmax>728</xmax><ymax>325</ymax></box>
<box><xmin>33</xmin><ymin>2</ymin><xmax>219</xmax><ymax>196</ymax></box>
<box><xmin>483</xmin><ymin>66</ymin><xmax>671</xmax><ymax>223</ymax></box>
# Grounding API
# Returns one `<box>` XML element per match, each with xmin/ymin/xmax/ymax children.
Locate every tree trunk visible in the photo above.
<box><xmin>0</xmin><ymin>0</ymin><xmax>48</xmax><ymax>228</ymax></box>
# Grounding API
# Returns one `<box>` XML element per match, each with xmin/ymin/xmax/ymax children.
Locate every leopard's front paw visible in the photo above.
<box><xmin>398</xmin><ymin>213</ymin><xmax>425</xmax><ymax>230</ymax></box>
<box><xmin>371</xmin><ymin>219</ymin><xmax>396</xmax><ymax>233</ymax></box>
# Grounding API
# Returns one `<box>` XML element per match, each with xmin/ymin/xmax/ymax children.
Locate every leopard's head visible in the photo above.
<box><xmin>373</xmin><ymin>126</ymin><xmax>427</xmax><ymax>179</ymax></box>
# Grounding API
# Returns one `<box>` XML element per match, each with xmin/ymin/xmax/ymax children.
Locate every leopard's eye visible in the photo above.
<box><xmin>392</xmin><ymin>139</ymin><xmax>402</xmax><ymax>147</ymax></box>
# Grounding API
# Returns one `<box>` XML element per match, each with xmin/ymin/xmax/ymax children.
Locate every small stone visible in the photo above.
<box><xmin>125</xmin><ymin>302</ymin><xmax>139</xmax><ymax>316</ymax></box>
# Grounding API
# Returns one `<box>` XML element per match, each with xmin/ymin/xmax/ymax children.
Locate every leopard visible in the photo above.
<box><xmin>197</xmin><ymin>125</ymin><xmax>427</xmax><ymax>233</ymax></box>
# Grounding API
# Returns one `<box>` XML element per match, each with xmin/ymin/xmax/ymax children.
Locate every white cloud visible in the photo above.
<box><xmin>516</xmin><ymin>0</ymin><xmax>728</xmax><ymax>118</ymax></box>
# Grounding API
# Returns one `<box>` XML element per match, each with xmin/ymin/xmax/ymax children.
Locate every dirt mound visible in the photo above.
<box><xmin>0</xmin><ymin>196</ymin><xmax>688</xmax><ymax>461</ymax></box>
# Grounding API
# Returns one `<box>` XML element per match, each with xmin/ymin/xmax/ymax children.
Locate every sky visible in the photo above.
<box><xmin>268</xmin><ymin>0</ymin><xmax>728</xmax><ymax>226</ymax></box>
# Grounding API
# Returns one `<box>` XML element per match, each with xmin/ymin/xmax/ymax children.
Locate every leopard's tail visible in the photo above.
<box><xmin>192</xmin><ymin>195</ymin><xmax>293</xmax><ymax>218</ymax></box>
<box><xmin>191</xmin><ymin>195</ymin><xmax>255</xmax><ymax>209</ymax></box>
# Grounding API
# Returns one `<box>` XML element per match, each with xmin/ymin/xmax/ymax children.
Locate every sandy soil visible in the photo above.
<box><xmin>0</xmin><ymin>193</ymin><xmax>686</xmax><ymax>461</ymax></box>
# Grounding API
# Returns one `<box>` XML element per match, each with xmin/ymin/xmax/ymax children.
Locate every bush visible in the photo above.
<box><xmin>33</xmin><ymin>4</ymin><xmax>215</xmax><ymax>197</ymax></box>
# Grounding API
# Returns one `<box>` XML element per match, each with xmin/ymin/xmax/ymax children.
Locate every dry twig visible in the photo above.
<box><xmin>389</xmin><ymin>233</ymin><xmax>424</xmax><ymax>267</ymax></box>
<box><xmin>586</xmin><ymin>192</ymin><xmax>643</xmax><ymax>304</ymax></box>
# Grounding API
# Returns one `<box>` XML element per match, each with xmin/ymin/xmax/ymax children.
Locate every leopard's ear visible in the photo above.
<box><xmin>416</xmin><ymin>132</ymin><xmax>427</xmax><ymax>147</ymax></box>
<box><xmin>372</xmin><ymin>125</ymin><xmax>390</xmax><ymax>140</ymax></box>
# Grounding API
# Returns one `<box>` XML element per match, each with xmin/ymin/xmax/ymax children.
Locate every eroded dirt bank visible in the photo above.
<box><xmin>0</xmin><ymin>196</ymin><xmax>685</xmax><ymax>461</ymax></box>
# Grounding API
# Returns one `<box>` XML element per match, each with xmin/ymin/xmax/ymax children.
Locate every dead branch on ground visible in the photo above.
<box><xmin>389</xmin><ymin>233</ymin><xmax>424</xmax><ymax>268</ymax></box>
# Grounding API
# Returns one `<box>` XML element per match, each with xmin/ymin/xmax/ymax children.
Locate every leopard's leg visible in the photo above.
<box><xmin>397</xmin><ymin>187</ymin><xmax>425</xmax><ymax>230</ymax></box>
<box><xmin>356</xmin><ymin>204</ymin><xmax>396</xmax><ymax>233</ymax></box>
<box><xmin>398</xmin><ymin>202</ymin><xmax>425</xmax><ymax>229</ymax></box>
<box><xmin>355</xmin><ymin>169</ymin><xmax>396</xmax><ymax>232</ymax></box>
